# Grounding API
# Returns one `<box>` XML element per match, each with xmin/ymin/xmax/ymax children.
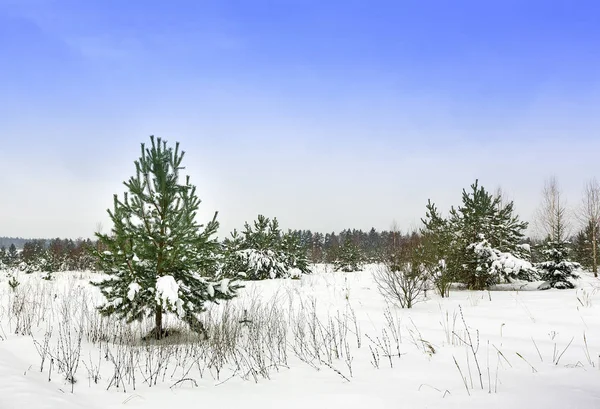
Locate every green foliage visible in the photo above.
<box><xmin>244</xmin><ymin>215</ymin><xmax>281</xmax><ymax>250</ymax></box>
<box><xmin>0</xmin><ymin>246</ymin><xmax>6</xmax><ymax>267</ymax></box>
<box><xmin>536</xmin><ymin>240</ymin><xmax>580</xmax><ymax>289</ymax></box>
<box><xmin>8</xmin><ymin>244</ymin><xmax>18</xmax><ymax>263</ymax></box>
<box><xmin>469</xmin><ymin>236</ymin><xmax>538</xmax><ymax>284</ymax></box>
<box><xmin>334</xmin><ymin>235</ymin><xmax>363</xmax><ymax>272</ymax></box>
<box><xmin>11</xmin><ymin>239</ymin><xmax>97</xmax><ymax>273</ymax></box>
<box><xmin>281</xmin><ymin>231</ymin><xmax>311</xmax><ymax>276</ymax></box>
<box><xmin>421</xmin><ymin>200</ymin><xmax>453</xmax><ymax>296</ymax></box>
<box><xmin>8</xmin><ymin>274</ymin><xmax>20</xmax><ymax>291</ymax></box>
<box><xmin>92</xmin><ymin>136</ymin><xmax>238</xmax><ymax>338</ymax></box>
<box><xmin>21</xmin><ymin>240</ymin><xmax>46</xmax><ymax>266</ymax></box>
<box><xmin>452</xmin><ymin>181</ymin><xmax>531</xmax><ymax>289</ymax></box>
<box><xmin>572</xmin><ymin>221</ymin><xmax>599</xmax><ymax>272</ymax></box>
<box><xmin>222</xmin><ymin>215</ymin><xmax>311</xmax><ymax>280</ymax></box>
<box><xmin>221</xmin><ymin>229</ymin><xmax>245</xmax><ymax>277</ymax></box>
<box><xmin>422</xmin><ymin>180</ymin><xmax>532</xmax><ymax>291</ymax></box>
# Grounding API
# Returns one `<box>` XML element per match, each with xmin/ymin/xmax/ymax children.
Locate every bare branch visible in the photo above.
<box><xmin>534</xmin><ymin>176</ymin><xmax>571</xmax><ymax>242</ymax></box>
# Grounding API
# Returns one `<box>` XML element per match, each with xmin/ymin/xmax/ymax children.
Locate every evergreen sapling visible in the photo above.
<box><xmin>92</xmin><ymin>136</ymin><xmax>239</xmax><ymax>339</ymax></box>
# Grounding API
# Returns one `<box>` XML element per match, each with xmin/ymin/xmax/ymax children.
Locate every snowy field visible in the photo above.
<box><xmin>1</xmin><ymin>266</ymin><xmax>600</xmax><ymax>409</ymax></box>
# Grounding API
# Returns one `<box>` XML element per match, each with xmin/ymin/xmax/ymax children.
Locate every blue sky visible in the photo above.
<box><xmin>1</xmin><ymin>0</ymin><xmax>600</xmax><ymax>238</ymax></box>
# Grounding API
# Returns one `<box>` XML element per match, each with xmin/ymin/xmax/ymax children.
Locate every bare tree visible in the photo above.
<box><xmin>534</xmin><ymin>177</ymin><xmax>570</xmax><ymax>242</ymax></box>
<box><xmin>373</xmin><ymin>263</ymin><xmax>426</xmax><ymax>309</ymax></box>
<box><xmin>576</xmin><ymin>178</ymin><xmax>600</xmax><ymax>276</ymax></box>
<box><xmin>494</xmin><ymin>186</ymin><xmax>508</xmax><ymax>211</ymax></box>
<box><xmin>390</xmin><ymin>220</ymin><xmax>400</xmax><ymax>251</ymax></box>
<box><xmin>373</xmin><ymin>234</ymin><xmax>427</xmax><ymax>308</ymax></box>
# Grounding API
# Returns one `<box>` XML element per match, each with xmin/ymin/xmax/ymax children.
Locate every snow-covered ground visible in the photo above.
<box><xmin>1</xmin><ymin>265</ymin><xmax>600</xmax><ymax>409</ymax></box>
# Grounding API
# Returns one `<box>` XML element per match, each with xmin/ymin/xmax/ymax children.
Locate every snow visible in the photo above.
<box><xmin>471</xmin><ymin>238</ymin><xmax>537</xmax><ymax>281</ymax></box>
<box><xmin>235</xmin><ymin>248</ymin><xmax>288</xmax><ymax>278</ymax></box>
<box><xmin>0</xmin><ymin>347</ymin><xmax>102</xmax><ymax>409</ymax></box>
<box><xmin>155</xmin><ymin>275</ymin><xmax>179</xmax><ymax>305</ymax></box>
<box><xmin>154</xmin><ymin>275</ymin><xmax>186</xmax><ymax>317</ymax></box>
<box><xmin>219</xmin><ymin>278</ymin><xmax>230</xmax><ymax>294</ymax></box>
<box><xmin>288</xmin><ymin>267</ymin><xmax>302</xmax><ymax>279</ymax></box>
<box><xmin>518</xmin><ymin>243</ymin><xmax>531</xmax><ymax>252</ymax></box>
<box><xmin>1</xmin><ymin>266</ymin><xmax>600</xmax><ymax>409</ymax></box>
<box><xmin>127</xmin><ymin>282</ymin><xmax>141</xmax><ymax>300</ymax></box>
<box><xmin>110</xmin><ymin>297</ymin><xmax>122</xmax><ymax>307</ymax></box>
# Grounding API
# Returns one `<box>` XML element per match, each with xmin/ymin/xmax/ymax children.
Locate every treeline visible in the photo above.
<box><xmin>0</xmin><ymin>224</ymin><xmax>594</xmax><ymax>276</ymax></box>
<box><xmin>0</xmin><ymin>237</ymin><xmax>35</xmax><ymax>249</ymax></box>
<box><xmin>0</xmin><ymin>238</ymin><xmax>98</xmax><ymax>273</ymax></box>
<box><xmin>281</xmin><ymin>228</ymin><xmax>412</xmax><ymax>264</ymax></box>
<box><xmin>264</xmin><ymin>227</ymin><xmax>593</xmax><ymax>272</ymax></box>
<box><xmin>2</xmin><ymin>176</ymin><xmax>598</xmax><ymax>281</ymax></box>
<box><xmin>0</xmin><ymin>228</ymin><xmax>425</xmax><ymax>275</ymax></box>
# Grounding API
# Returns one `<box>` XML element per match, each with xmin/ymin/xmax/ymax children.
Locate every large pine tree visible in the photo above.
<box><xmin>93</xmin><ymin>136</ymin><xmax>238</xmax><ymax>339</ymax></box>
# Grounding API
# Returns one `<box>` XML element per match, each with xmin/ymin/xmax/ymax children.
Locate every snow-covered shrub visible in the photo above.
<box><xmin>18</xmin><ymin>255</ymin><xmax>54</xmax><ymax>279</ymax></box>
<box><xmin>224</xmin><ymin>247</ymin><xmax>306</xmax><ymax>280</ymax></box>
<box><xmin>235</xmin><ymin>249</ymin><xmax>287</xmax><ymax>280</ymax></box>
<box><xmin>470</xmin><ymin>237</ymin><xmax>539</xmax><ymax>286</ymax></box>
<box><xmin>535</xmin><ymin>241</ymin><xmax>580</xmax><ymax>289</ymax></box>
<box><xmin>281</xmin><ymin>232</ymin><xmax>311</xmax><ymax>276</ymax></box>
<box><xmin>222</xmin><ymin>215</ymin><xmax>311</xmax><ymax>280</ymax></box>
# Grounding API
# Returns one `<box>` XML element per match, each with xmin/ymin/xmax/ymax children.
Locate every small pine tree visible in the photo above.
<box><xmin>335</xmin><ymin>235</ymin><xmax>363</xmax><ymax>272</ymax></box>
<box><xmin>0</xmin><ymin>246</ymin><xmax>7</xmax><ymax>268</ymax></box>
<box><xmin>281</xmin><ymin>230</ymin><xmax>311</xmax><ymax>277</ymax></box>
<box><xmin>323</xmin><ymin>233</ymin><xmax>340</xmax><ymax>264</ymax></box>
<box><xmin>8</xmin><ymin>244</ymin><xmax>18</xmax><ymax>266</ymax></box>
<box><xmin>422</xmin><ymin>181</ymin><xmax>532</xmax><ymax>291</ymax></box>
<box><xmin>221</xmin><ymin>229</ymin><xmax>245</xmax><ymax>276</ymax></box>
<box><xmin>536</xmin><ymin>240</ymin><xmax>580</xmax><ymax>289</ymax></box>
<box><xmin>21</xmin><ymin>240</ymin><xmax>46</xmax><ymax>272</ymax></box>
<box><xmin>450</xmin><ymin>181</ymin><xmax>530</xmax><ymax>289</ymax></box>
<box><xmin>92</xmin><ymin>136</ymin><xmax>238</xmax><ymax>339</ymax></box>
<box><xmin>310</xmin><ymin>232</ymin><xmax>325</xmax><ymax>263</ymax></box>
<box><xmin>222</xmin><ymin>215</ymin><xmax>310</xmax><ymax>280</ymax></box>
<box><xmin>421</xmin><ymin>200</ymin><xmax>453</xmax><ymax>297</ymax></box>
<box><xmin>47</xmin><ymin>238</ymin><xmax>66</xmax><ymax>272</ymax></box>
<box><xmin>227</xmin><ymin>215</ymin><xmax>286</xmax><ymax>280</ymax></box>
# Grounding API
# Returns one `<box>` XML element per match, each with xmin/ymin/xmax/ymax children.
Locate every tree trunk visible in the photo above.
<box><xmin>155</xmin><ymin>306</ymin><xmax>163</xmax><ymax>340</ymax></box>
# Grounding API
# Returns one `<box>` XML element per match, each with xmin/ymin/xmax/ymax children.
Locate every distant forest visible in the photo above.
<box><xmin>0</xmin><ymin>228</ymin><xmax>416</xmax><ymax>273</ymax></box>
<box><xmin>0</xmin><ymin>237</ymin><xmax>40</xmax><ymax>249</ymax></box>
<box><xmin>0</xmin><ymin>220</ymin><xmax>595</xmax><ymax>274</ymax></box>
<box><xmin>0</xmin><ymin>228</ymin><xmax>411</xmax><ymax>263</ymax></box>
